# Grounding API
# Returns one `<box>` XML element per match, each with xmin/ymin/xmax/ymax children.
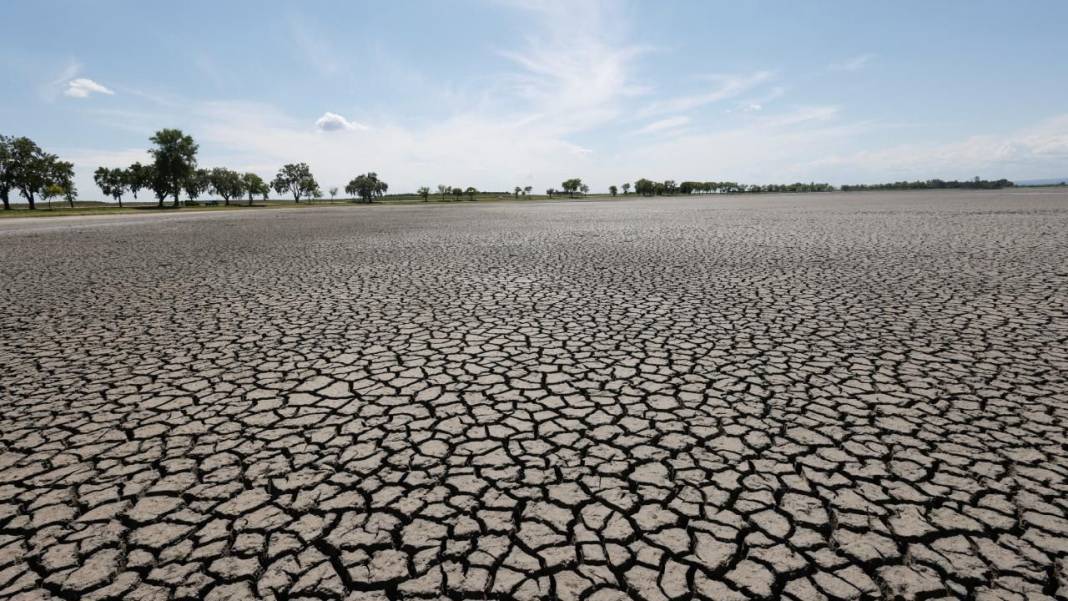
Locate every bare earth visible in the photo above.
<box><xmin>1</xmin><ymin>189</ymin><xmax>1066</xmax><ymax>600</ymax></box>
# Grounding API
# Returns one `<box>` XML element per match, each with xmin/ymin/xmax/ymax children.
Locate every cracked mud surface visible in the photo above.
<box><xmin>1</xmin><ymin>190</ymin><xmax>1066</xmax><ymax>600</ymax></box>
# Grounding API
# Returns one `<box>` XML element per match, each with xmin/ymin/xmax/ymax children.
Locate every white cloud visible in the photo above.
<box><xmin>632</xmin><ymin>116</ymin><xmax>690</xmax><ymax>135</ymax></box>
<box><xmin>64</xmin><ymin>78</ymin><xmax>114</xmax><ymax>98</ymax></box>
<box><xmin>829</xmin><ymin>54</ymin><xmax>875</xmax><ymax>72</ymax></box>
<box><xmin>638</xmin><ymin>71</ymin><xmax>773</xmax><ymax>118</ymax></box>
<box><xmin>315</xmin><ymin>112</ymin><xmax>367</xmax><ymax>132</ymax></box>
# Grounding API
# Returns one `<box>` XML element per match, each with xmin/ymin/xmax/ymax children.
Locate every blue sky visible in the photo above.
<box><xmin>3</xmin><ymin>0</ymin><xmax>1067</xmax><ymax>198</ymax></box>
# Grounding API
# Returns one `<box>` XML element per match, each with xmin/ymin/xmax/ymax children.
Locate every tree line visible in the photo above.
<box><xmin>2</xmin><ymin>129</ymin><xmax>1018</xmax><ymax>211</ymax></box>
<box><xmin>839</xmin><ymin>178</ymin><xmax>1014</xmax><ymax>191</ymax></box>
<box><xmin>0</xmin><ymin>135</ymin><xmax>76</xmax><ymax>210</ymax></box>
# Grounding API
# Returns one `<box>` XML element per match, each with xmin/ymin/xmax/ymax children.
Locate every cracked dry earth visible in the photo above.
<box><xmin>1</xmin><ymin>189</ymin><xmax>1067</xmax><ymax>601</ymax></box>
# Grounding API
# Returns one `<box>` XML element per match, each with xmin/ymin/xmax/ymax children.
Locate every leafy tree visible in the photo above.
<box><xmin>345</xmin><ymin>172</ymin><xmax>388</xmax><ymax>203</ymax></box>
<box><xmin>148</xmin><ymin>129</ymin><xmax>198</xmax><ymax>207</ymax></box>
<box><xmin>10</xmin><ymin>137</ymin><xmax>54</xmax><ymax>210</ymax></box>
<box><xmin>185</xmin><ymin>169</ymin><xmax>211</xmax><ymax>205</ymax></box>
<box><xmin>208</xmin><ymin>168</ymin><xmax>244</xmax><ymax>206</ymax></box>
<box><xmin>524</xmin><ymin>186</ymin><xmax>532</xmax><ymax>196</ymax></box>
<box><xmin>417</xmin><ymin>186</ymin><xmax>430</xmax><ymax>202</ymax></box>
<box><xmin>514</xmin><ymin>186</ymin><xmax>522</xmax><ymax>198</ymax></box>
<box><xmin>561</xmin><ymin>178</ymin><xmax>582</xmax><ymax>198</ymax></box>
<box><xmin>437</xmin><ymin>185</ymin><xmax>449</xmax><ymax>201</ymax></box>
<box><xmin>579</xmin><ymin>183</ymin><xmax>589</xmax><ymax>196</ymax></box>
<box><xmin>95</xmin><ymin>167</ymin><xmax>129</xmax><ymax>207</ymax></box>
<box><xmin>126</xmin><ymin>162</ymin><xmax>148</xmax><ymax>200</ymax></box>
<box><xmin>0</xmin><ymin>135</ymin><xmax>13</xmax><ymax>210</ymax></box>
<box><xmin>272</xmin><ymin>163</ymin><xmax>318</xmax><ymax>203</ymax></box>
<box><xmin>50</xmin><ymin>159</ymin><xmax>76</xmax><ymax>207</ymax></box>
<box><xmin>465</xmin><ymin>186</ymin><xmax>477</xmax><ymax>201</ymax></box>
<box><xmin>42</xmin><ymin>183</ymin><xmax>63</xmax><ymax>210</ymax></box>
<box><xmin>241</xmin><ymin>173</ymin><xmax>268</xmax><ymax>206</ymax></box>
<box><xmin>546</xmin><ymin>188</ymin><xmax>554</xmax><ymax>198</ymax></box>
<box><xmin>634</xmin><ymin>178</ymin><xmax>655</xmax><ymax>196</ymax></box>
<box><xmin>622</xmin><ymin>182</ymin><xmax>630</xmax><ymax>195</ymax></box>
<box><xmin>452</xmin><ymin>186</ymin><xmax>464</xmax><ymax>200</ymax></box>
<box><xmin>609</xmin><ymin>185</ymin><xmax>618</xmax><ymax>196</ymax></box>
<box><xmin>328</xmin><ymin>186</ymin><xmax>338</xmax><ymax>201</ymax></box>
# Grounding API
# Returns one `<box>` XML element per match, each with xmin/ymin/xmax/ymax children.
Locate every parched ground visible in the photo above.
<box><xmin>0</xmin><ymin>190</ymin><xmax>1066</xmax><ymax>601</ymax></box>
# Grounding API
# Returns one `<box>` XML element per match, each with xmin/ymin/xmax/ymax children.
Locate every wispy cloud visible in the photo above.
<box><xmin>64</xmin><ymin>78</ymin><xmax>114</xmax><ymax>98</ymax></box>
<box><xmin>829</xmin><ymin>53</ymin><xmax>875</xmax><ymax>72</ymax></box>
<box><xmin>638</xmin><ymin>71</ymin><xmax>774</xmax><ymax>118</ymax></box>
<box><xmin>632</xmin><ymin>116</ymin><xmax>690</xmax><ymax>136</ymax></box>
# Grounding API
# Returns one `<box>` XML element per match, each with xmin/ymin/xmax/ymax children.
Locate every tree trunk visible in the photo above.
<box><xmin>26</xmin><ymin>192</ymin><xmax>35</xmax><ymax>210</ymax></box>
<box><xmin>118</xmin><ymin>196</ymin><xmax>123</xmax><ymax>208</ymax></box>
<box><xmin>1</xmin><ymin>189</ymin><xmax>9</xmax><ymax>210</ymax></box>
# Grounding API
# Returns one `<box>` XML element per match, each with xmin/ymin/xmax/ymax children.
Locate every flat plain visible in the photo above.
<box><xmin>1</xmin><ymin>189</ymin><xmax>1066</xmax><ymax>600</ymax></box>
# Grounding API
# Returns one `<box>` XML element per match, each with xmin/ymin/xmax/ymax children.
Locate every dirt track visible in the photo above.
<box><xmin>1</xmin><ymin>190</ymin><xmax>1066</xmax><ymax>600</ymax></box>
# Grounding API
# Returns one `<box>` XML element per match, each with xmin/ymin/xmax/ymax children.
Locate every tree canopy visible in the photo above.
<box><xmin>345</xmin><ymin>172</ymin><xmax>389</xmax><ymax>203</ymax></box>
<box><xmin>149</xmin><ymin>129</ymin><xmax>198</xmax><ymax>207</ymax></box>
<box><xmin>272</xmin><ymin>163</ymin><xmax>318</xmax><ymax>203</ymax></box>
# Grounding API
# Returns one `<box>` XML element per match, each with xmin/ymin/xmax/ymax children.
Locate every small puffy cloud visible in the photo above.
<box><xmin>64</xmin><ymin>78</ymin><xmax>114</xmax><ymax>98</ymax></box>
<box><xmin>315</xmin><ymin>111</ymin><xmax>367</xmax><ymax>132</ymax></box>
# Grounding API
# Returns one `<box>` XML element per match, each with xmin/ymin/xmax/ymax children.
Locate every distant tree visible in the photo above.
<box><xmin>579</xmin><ymin>183</ymin><xmax>589</xmax><ymax>196</ymax></box>
<box><xmin>328</xmin><ymin>186</ymin><xmax>338</xmax><ymax>201</ymax></box>
<box><xmin>272</xmin><ymin>163</ymin><xmax>318</xmax><ymax>203</ymax></box>
<box><xmin>10</xmin><ymin>137</ymin><xmax>56</xmax><ymax>210</ymax></box>
<box><xmin>95</xmin><ymin>167</ymin><xmax>129</xmax><ymax>207</ymax></box>
<box><xmin>184</xmin><ymin>169</ymin><xmax>210</xmax><ymax>205</ymax></box>
<box><xmin>465</xmin><ymin>186</ymin><xmax>478</xmax><ymax>201</ymax></box>
<box><xmin>243</xmin><ymin>173</ymin><xmax>268</xmax><ymax>206</ymax></box>
<box><xmin>514</xmin><ymin>186</ymin><xmax>522</xmax><ymax>198</ymax></box>
<box><xmin>622</xmin><ymin>182</ymin><xmax>631</xmax><ymax>195</ymax></box>
<box><xmin>209</xmin><ymin>167</ymin><xmax>244</xmax><ymax>206</ymax></box>
<box><xmin>144</xmin><ymin>164</ymin><xmax>169</xmax><ymax>206</ymax></box>
<box><xmin>634</xmin><ymin>178</ymin><xmax>655</xmax><ymax>196</ymax></box>
<box><xmin>546</xmin><ymin>188</ymin><xmax>554</xmax><ymax>198</ymax></box>
<box><xmin>42</xmin><ymin>183</ymin><xmax>63</xmax><ymax>210</ymax></box>
<box><xmin>437</xmin><ymin>185</ymin><xmax>450</xmax><ymax>201</ymax></box>
<box><xmin>50</xmin><ymin>159</ymin><xmax>76</xmax><ymax>207</ymax></box>
<box><xmin>149</xmin><ymin>129</ymin><xmax>198</xmax><ymax>207</ymax></box>
<box><xmin>126</xmin><ymin>162</ymin><xmax>148</xmax><ymax>200</ymax></box>
<box><xmin>345</xmin><ymin>172</ymin><xmax>388</xmax><ymax>203</ymax></box>
<box><xmin>452</xmin><ymin>186</ymin><xmax>464</xmax><ymax>200</ymax></box>
<box><xmin>561</xmin><ymin>178</ymin><xmax>582</xmax><ymax>198</ymax></box>
<box><xmin>417</xmin><ymin>186</ymin><xmax>430</xmax><ymax>202</ymax></box>
<box><xmin>609</xmin><ymin>185</ymin><xmax>618</xmax><ymax>196</ymax></box>
<box><xmin>0</xmin><ymin>135</ymin><xmax>13</xmax><ymax>210</ymax></box>
<box><xmin>524</xmin><ymin>185</ymin><xmax>532</xmax><ymax>196</ymax></box>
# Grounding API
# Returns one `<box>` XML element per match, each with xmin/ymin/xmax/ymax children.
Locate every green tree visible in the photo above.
<box><xmin>243</xmin><ymin>173</ymin><xmax>269</xmax><ymax>206</ymax></box>
<box><xmin>185</xmin><ymin>169</ymin><xmax>211</xmax><ymax>205</ymax></box>
<box><xmin>95</xmin><ymin>167</ymin><xmax>129</xmax><ymax>207</ymax></box>
<box><xmin>209</xmin><ymin>168</ymin><xmax>244</xmax><ymax>206</ymax></box>
<box><xmin>417</xmin><ymin>186</ymin><xmax>430</xmax><ymax>202</ymax></box>
<box><xmin>148</xmin><ymin>129</ymin><xmax>198</xmax><ymax>207</ymax></box>
<box><xmin>524</xmin><ymin>185</ymin><xmax>532</xmax><ymax>196</ymax></box>
<box><xmin>51</xmin><ymin>160</ymin><xmax>76</xmax><ymax>207</ymax></box>
<box><xmin>10</xmin><ymin>137</ymin><xmax>54</xmax><ymax>210</ymax></box>
<box><xmin>465</xmin><ymin>186</ymin><xmax>477</xmax><ymax>201</ymax></box>
<box><xmin>0</xmin><ymin>135</ymin><xmax>13</xmax><ymax>210</ymax></box>
<box><xmin>42</xmin><ymin>183</ymin><xmax>63</xmax><ymax>210</ymax></box>
<box><xmin>622</xmin><ymin>182</ymin><xmax>630</xmax><ymax>195</ymax></box>
<box><xmin>328</xmin><ymin>186</ymin><xmax>338</xmax><ymax>201</ymax></box>
<box><xmin>634</xmin><ymin>178</ymin><xmax>655</xmax><ymax>196</ymax></box>
<box><xmin>272</xmin><ymin>163</ymin><xmax>318</xmax><ymax>203</ymax></box>
<box><xmin>514</xmin><ymin>186</ymin><xmax>522</xmax><ymax>198</ymax></box>
<box><xmin>609</xmin><ymin>185</ymin><xmax>618</xmax><ymax>196</ymax></box>
<box><xmin>561</xmin><ymin>178</ymin><xmax>582</xmax><ymax>198</ymax></box>
<box><xmin>345</xmin><ymin>172</ymin><xmax>388</xmax><ymax>203</ymax></box>
<box><xmin>546</xmin><ymin>188</ymin><xmax>554</xmax><ymax>198</ymax></box>
<box><xmin>126</xmin><ymin>163</ymin><xmax>148</xmax><ymax>200</ymax></box>
<box><xmin>579</xmin><ymin>183</ymin><xmax>589</xmax><ymax>196</ymax></box>
<box><xmin>452</xmin><ymin>186</ymin><xmax>464</xmax><ymax>200</ymax></box>
<box><xmin>437</xmin><ymin>185</ymin><xmax>449</xmax><ymax>201</ymax></box>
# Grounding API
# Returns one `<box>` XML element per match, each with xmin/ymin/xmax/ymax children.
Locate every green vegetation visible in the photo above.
<box><xmin>840</xmin><ymin>178</ymin><xmax>1014</xmax><ymax>191</ymax></box>
<box><xmin>0</xmin><ymin>128</ymin><xmax>1022</xmax><ymax>218</ymax></box>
